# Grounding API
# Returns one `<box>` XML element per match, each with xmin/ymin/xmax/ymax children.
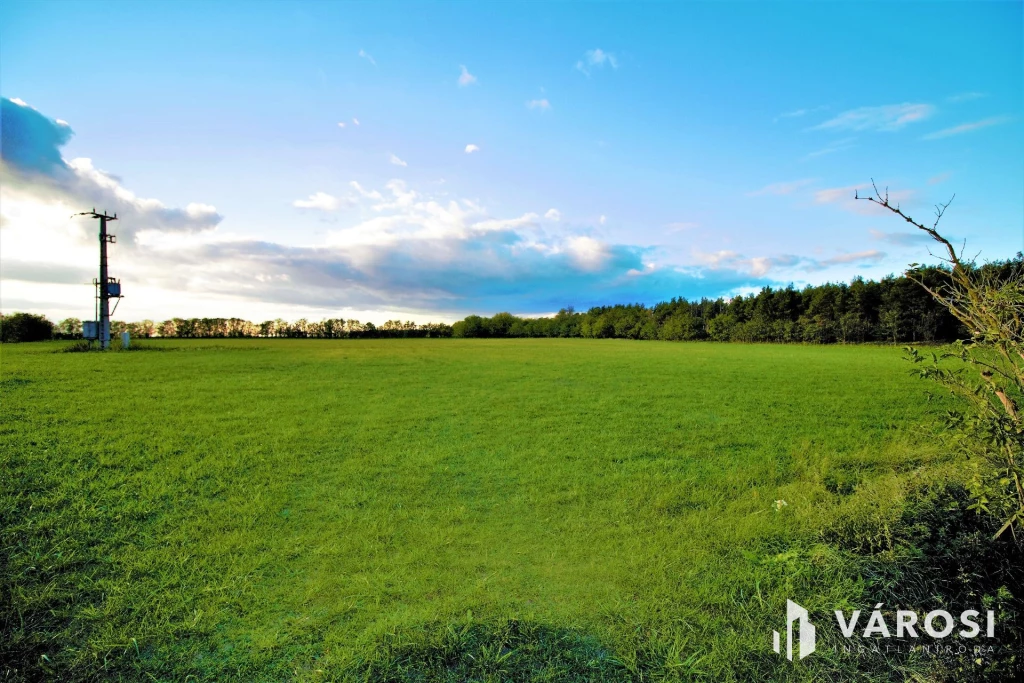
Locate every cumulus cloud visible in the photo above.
<box><xmin>464</xmin><ymin>144</ymin><xmax>480</xmax><ymax>154</ymax></box>
<box><xmin>389</xmin><ymin>153</ymin><xmax>408</xmax><ymax>167</ymax></box>
<box><xmin>458</xmin><ymin>65</ymin><xmax>477</xmax><ymax>87</ymax></box>
<box><xmin>922</xmin><ymin>116</ymin><xmax>1012</xmax><ymax>140</ymax></box>
<box><xmin>0</xmin><ymin>97</ymin><xmax>222</xmax><ymax>244</ymax></box>
<box><xmin>293</xmin><ymin>192</ymin><xmax>340</xmax><ymax>211</ymax></box>
<box><xmin>813</xmin><ymin>103</ymin><xmax>933</xmax><ymax>132</ymax></box>
<box><xmin>544</xmin><ymin>208</ymin><xmax>561</xmax><ymax>221</ymax></box>
<box><xmin>1</xmin><ymin>97</ymin><xmax>73</xmax><ymax>173</ymax></box>
<box><xmin>527</xmin><ymin>99</ymin><xmax>551</xmax><ymax>111</ymax></box>
<box><xmin>575</xmin><ymin>48</ymin><xmax>618</xmax><ymax>75</ymax></box>
<box><xmin>4</xmin><ymin>98</ymin><xmax>888</xmax><ymax>319</ymax></box>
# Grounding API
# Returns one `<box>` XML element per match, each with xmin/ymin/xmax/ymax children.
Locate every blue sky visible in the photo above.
<box><xmin>1</xmin><ymin>1</ymin><xmax>1021</xmax><ymax>323</ymax></box>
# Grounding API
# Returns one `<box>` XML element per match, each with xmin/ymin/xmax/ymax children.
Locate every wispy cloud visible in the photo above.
<box><xmin>869</xmin><ymin>229</ymin><xmax>931</xmax><ymax>247</ymax></box>
<box><xmin>337</xmin><ymin>121</ymin><xmax>346</xmax><ymax>128</ymax></box>
<box><xmin>947</xmin><ymin>92</ymin><xmax>986</xmax><ymax>103</ymax></box>
<box><xmin>801</xmin><ymin>137</ymin><xmax>856</xmax><ymax>161</ymax></box>
<box><xmin>458</xmin><ymin>65</ymin><xmax>477</xmax><ymax>87</ymax></box>
<box><xmin>773</xmin><ymin>105</ymin><xmax>828</xmax><ymax>123</ymax></box>
<box><xmin>922</xmin><ymin>116</ymin><xmax>1012</xmax><ymax>140</ymax></box>
<box><xmin>747</xmin><ymin>178</ymin><xmax>816</xmax><ymax>197</ymax></box>
<box><xmin>293</xmin><ymin>192</ymin><xmax>340</xmax><ymax>211</ymax></box>
<box><xmin>813</xmin><ymin>103</ymin><xmax>933</xmax><ymax>132</ymax></box>
<box><xmin>928</xmin><ymin>171</ymin><xmax>952</xmax><ymax>185</ymax></box>
<box><xmin>694</xmin><ymin>248</ymin><xmax>885</xmax><ymax>277</ymax></box>
<box><xmin>814</xmin><ymin>183</ymin><xmax>913</xmax><ymax>214</ymax></box>
<box><xmin>358</xmin><ymin>49</ymin><xmax>376</xmax><ymax>66</ymax></box>
<box><xmin>527</xmin><ymin>98</ymin><xmax>551</xmax><ymax>111</ymax></box>
<box><xmin>389</xmin><ymin>153</ymin><xmax>408</xmax><ymax>167</ymax></box>
<box><xmin>575</xmin><ymin>48</ymin><xmax>618</xmax><ymax>75</ymax></box>
<box><xmin>464</xmin><ymin>144</ymin><xmax>480</xmax><ymax>154</ymax></box>
<box><xmin>352</xmin><ymin>117</ymin><xmax>360</xmax><ymax>126</ymax></box>
<box><xmin>665</xmin><ymin>222</ymin><xmax>699</xmax><ymax>233</ymax></box>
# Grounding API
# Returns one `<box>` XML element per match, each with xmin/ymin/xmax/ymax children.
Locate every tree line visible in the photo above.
<box><xmin>2</xmin><ymin>258</ymin><xmax>1019</xmax><ymax>344</ymax></box>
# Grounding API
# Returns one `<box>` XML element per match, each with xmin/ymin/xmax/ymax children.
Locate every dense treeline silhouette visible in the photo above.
<box><xmin>3</xmin><ymin>258</ymin><xmax>1018</xmax><ymax>343</ymax></box>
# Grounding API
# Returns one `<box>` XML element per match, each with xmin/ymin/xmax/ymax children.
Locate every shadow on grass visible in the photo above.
<box><xmin>58</xmin><ymin>340</ymin><xmax>169</xmax><ymax>353</ymax></box>
<box><xmin>341</xmin><ymin>617</ymin><xmax>705</xmax><ymax>683</ymax></box>
<box><xmin>825</xmin><ymin>480</ymin><xmax>1024</xmax><ymax>682</ymax></box>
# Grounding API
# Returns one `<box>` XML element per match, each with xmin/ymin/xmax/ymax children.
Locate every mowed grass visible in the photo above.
<box><xmin>2</xmin><ymin>339</ymin><xmax>955</xmax><ymax>681</ymax></box>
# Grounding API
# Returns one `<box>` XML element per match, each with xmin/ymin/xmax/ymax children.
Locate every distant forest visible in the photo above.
<box><xmin>4</xmin><ymin>258</ymin><xmax>1020</xmax><ymax>344</ymax></box>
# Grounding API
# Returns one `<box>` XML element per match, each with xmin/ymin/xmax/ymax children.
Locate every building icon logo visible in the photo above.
<box><xmin>773</xmin><ymin>599</ymin><xmax>816</xmax><ymax>660</ymax></box>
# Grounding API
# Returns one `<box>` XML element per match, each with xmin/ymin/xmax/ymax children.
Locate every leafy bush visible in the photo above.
<box><xmin>859</xmin><ymin>183</ymin><xmax>1024</xmax><ymax>540</ymax></box>
<box><xmin>0</xmin><ymin>312</ymin><xmax>54</xmax><ymax>343</ymax></box>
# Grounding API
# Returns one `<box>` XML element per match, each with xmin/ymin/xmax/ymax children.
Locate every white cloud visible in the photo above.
<box><xmin>599</xmin><ymin>215</ymin><xmax>607</xmax><ymax>225</ymax></box>
<box><xmin>869</xmin><ymin>229</ymin><xmax>931</xmax><ymax>247</ymax></box>
<box><xmin>527</xmin><ymin>99</ymin><xmax>551</xmax><ymax>111</ymax></box>
<box><xmin>544</xmin><ymin>208</ymin><xmax>561</xmax><ymax>221</ymax></box>
<box><xmin>813</xmin><ymin>103</ymin><xmax>933</xmax><ymax>132</ymax></box>
<box><xmin>389</xmin><ymin>153</ymin><xmax>408</xmax><ymax>167</ymax></box>
<box><xmin>464</xmin><ymin>144</ymin><xmax>480</xmax><ymax>154</ymax></box>
<box><xmin>772</xmin><ymin>105</ymin><xmax>828</xmax><ymax>124</ymax></box>
<box><xmin>293</xmin><ymin>192</ymin><xmax>339</xmax><ymax>211</ymax></box>
<box><xmin>186</xmin><ymin>203</ymin><xmax>218</xmax><ymax>219</ymax></box>
<box><xmin>575</xmin><ymin>48</ymin><xmax>618</xmax><ymax>75</ymax></box>
<box><xmin>694</xmin><ymin>248</ymin><xmax>885</xmax><ymax>277</ymax></box>
<box><xmin>458</xmin><ymin>65</ymin><xmax>477</xmax><ymax>87</ymax></box>
<box><xmin>747</xmin><ymin>178</ymin><xmax>816</xmax><ymax>197</ymax></box>
<box><xmin>358</xmin><ymin>49</ymin><xmax>376</xmax><ymax>66</ymax></box>
<box><xmin>337</xmin><ymin>121</ymin><xmax>346</xmax><ymax>128</ymax></box>
<box><xmin>922</xmin><ymin>116</ymin><xmax>1012</xmax><ymax>140</ymax></box>
<box><xmin>3</xmin><ymin>155</ymin><xmax>224</xmax><ymax>242</ymax></box>
<box><xmin>800</xmin><ymin>138</ymin><xmax>855</xmax><ymax>161</ymax></box>
<box><xmin>565</xmin><ymin>236</ymin><xmax>609</xmax><ymax>271</ymax></box>
<box><xmin>350</xmin><ymin>181</ymin><xmax>383</xmax><ymax>201</ymax></box>
<box><xmin>352</xmin><ymin>117</ymin><xmax>360</xmax><ymax>126</ymax></box>
<box><xmin>928</xmin><ymin>171</ymin><xmax>952</xmax><ymax>185</ymax></box>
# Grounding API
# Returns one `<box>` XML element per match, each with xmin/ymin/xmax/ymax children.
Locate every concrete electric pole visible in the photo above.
<box><xmin>74</xmin><ymin>209</ymin><xmax>122</xmax><ymax>349</ymax></box>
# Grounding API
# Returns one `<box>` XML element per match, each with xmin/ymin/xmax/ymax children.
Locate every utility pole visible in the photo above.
<box><xmin>74</xmin><ymin>209</ymin><xmax>122</xmax><ymax>349</ymax></box>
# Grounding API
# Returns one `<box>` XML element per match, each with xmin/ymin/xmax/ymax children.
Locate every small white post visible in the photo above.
<box><xmin>121</xmin><ymin>331</ymin><xmax>130</xmax><ymax>349</ymax></box>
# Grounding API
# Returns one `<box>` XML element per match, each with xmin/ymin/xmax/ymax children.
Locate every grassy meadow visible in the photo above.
<box><xmin>1</xmin><ymin>339</ymin><xmax>999</xmax><ymax>681</ymax></box>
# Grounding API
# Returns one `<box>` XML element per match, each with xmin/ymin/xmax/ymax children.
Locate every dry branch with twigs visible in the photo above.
<box><xmin>856</xmin><ymin>180</ymin><xmax>1024</xmax><ymax>541</ymax></box>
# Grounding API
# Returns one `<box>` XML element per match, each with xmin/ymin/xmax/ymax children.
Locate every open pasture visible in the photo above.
<box><xmin>2</xmin><ymin>339</ymin><xmax>954</xmax><ymax>681</ymax></box>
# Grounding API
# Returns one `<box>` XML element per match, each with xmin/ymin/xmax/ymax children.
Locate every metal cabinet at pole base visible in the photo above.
<box><xmin>82</xmin><ymin>321</ymin><xmax>109</xmax><ymax>341</ymax></box>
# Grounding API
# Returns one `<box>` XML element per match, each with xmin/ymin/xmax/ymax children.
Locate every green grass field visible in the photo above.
<box><xmin>1</xmin><ymin>339</ymin><xmax>976</xmax><ymax>681</ymax></box>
